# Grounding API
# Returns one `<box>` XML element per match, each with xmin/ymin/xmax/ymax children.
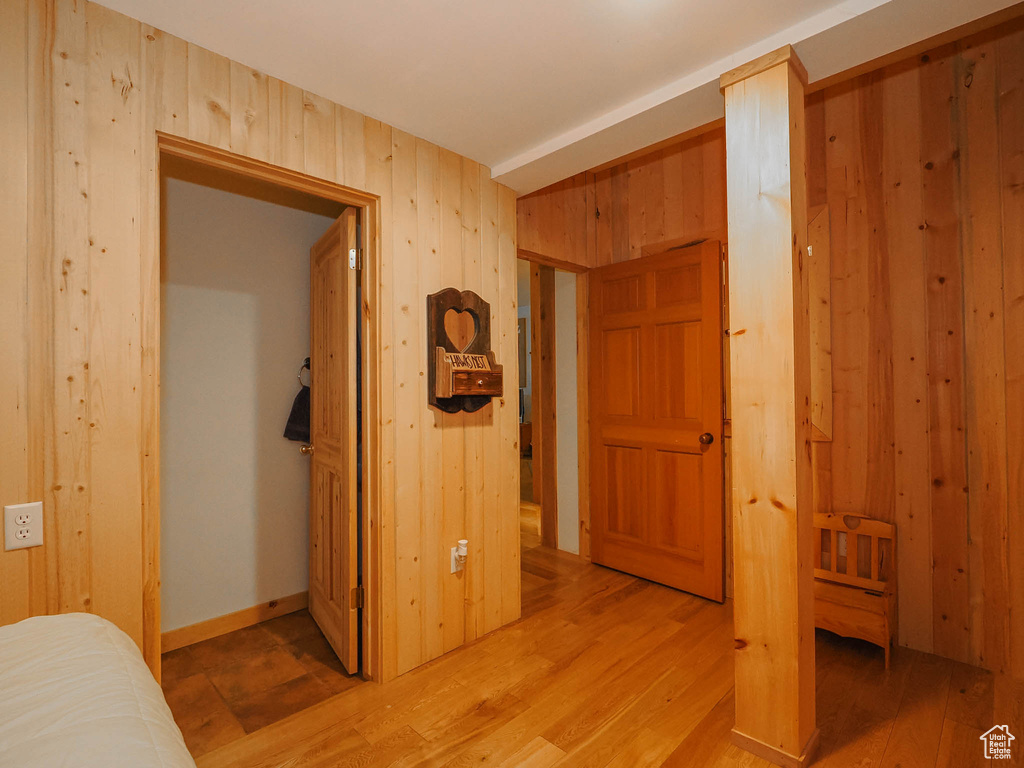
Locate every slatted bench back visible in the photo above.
<box><xmin>813</xmin><ymin>513</ymin><xmax>895</xmax><ymax>594</ymax></box>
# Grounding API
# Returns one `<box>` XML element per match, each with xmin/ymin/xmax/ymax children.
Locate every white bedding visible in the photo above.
<box><xmin>0</xmin><ymin>613</ymin><xmax>195</xmax><ymax>768</ymax></box>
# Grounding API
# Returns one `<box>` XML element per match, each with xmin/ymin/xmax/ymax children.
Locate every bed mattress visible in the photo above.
<box><xmin>0</xmin><ymin>613</ymin><xmax>195</xmax><ymax>768</ymax></box>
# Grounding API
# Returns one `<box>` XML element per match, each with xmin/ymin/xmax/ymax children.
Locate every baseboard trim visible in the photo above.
<box><xmin>161</xmin><ymin>591</ymin><xmax>309</xmax><ymax>653</ymax></box>
<box><xmin>731</xmin><ymin>727</ymin><xmax>820</xmax><ymax>768</ymax></box>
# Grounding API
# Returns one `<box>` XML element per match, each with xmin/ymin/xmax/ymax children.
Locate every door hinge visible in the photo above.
<box><xmin>348</xmin><ymin>248</ymin><xmax>358</xmax><ymax>270</ymax></box>
<box><xmin>351</xmin><ymin>586</ymin><xmax>365</xmax><ymax>609</ymax></box>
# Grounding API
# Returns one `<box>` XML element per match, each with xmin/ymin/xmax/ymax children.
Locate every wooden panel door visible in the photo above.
<box><xmin>589</xmin><ymin>241</ymin><xmax>724</xmax><ymax>601</ymax></box>
<box><xmin>309</xmin><ymin>208</ymin><xmax>359</xmax><ymax>672</ymax></box>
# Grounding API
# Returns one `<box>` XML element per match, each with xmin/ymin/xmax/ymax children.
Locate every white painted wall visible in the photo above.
<box><xmin>553</xmin><ymin>270</ymin><xmax>579</xmax><ymax>555</ymax></box>
<box><xmin>161</xmin><ymin>176</ymin><xmax>337</xmax><ymax>631</ymax></box>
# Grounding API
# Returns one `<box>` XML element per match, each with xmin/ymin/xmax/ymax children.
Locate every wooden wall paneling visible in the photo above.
<box><xmin>919</xmin><ymin>46</ymin><xmax>971</xmax><ymax>663</ymax></box>
<box><xmin>577</xmin><ymin>176</ymin><xmax>595</xmax><ymax>559</ymax></box>
<box><xmin>561</xmin><ymin>173</ymin><xmax>586</xmax><ymax>267</ymax></box>
<box><xmin>140</xmin><ymin>26</ymin><xmax>187</xmax><ymax>136</ymax></box>
<box><xmin>9</xmin><ymin>0</ymin><xmax>522</xmax><ymax>683</ymax></box>
<box><xmin>512</xmin><ymin>16</ymin><xmax>1024</xmax><ymax>675</ymax></box>
<box><xmin>999</xmin><ymin>83</ymin><xmax>1024</xmax><ymax>671</ymax></box>
<box><xmin>823</xmin><ymin>80</ymin><xmax>872</xmax><ymax>518</ymax></box>
<box><xmin>140</xmin><ymin>16</ymin><xmax>189</xmax><ymax>677</ymax></box>
<box><xmin>438</xmin><ymin>147</ymin><xmax>466</xmax><ymax>654</ymax></box>
<box><xmin>881</xmin><ymin>58</ymin><xmax>934</xmax><ymax>654</ymax></box>
<box><xmin>519</xmin><ymin>129</ymin><xmax>731</xmax><ymax>274</ymax></box>
<box><xmin>530</xmin><ymin>264</ymin><xmax>558</xmax><ymax>549</ymax></box>
<box><xmin>336</xmin><ymin>106</ymin><xmax>365</xmax><ymax>191</ymax></box>
<box><xmin>677</xmin><ymin>139</ymin><xmax>702</xmax><ymax>238</ymax></box>
<box><xmin>26</xmin><ymin>0</ymin><xmax>52</xmax><ymax>622</ymax></box>
<box><xmin>228</xmin><ymin>62</ymin><xmax>268</xmax><ymax>161</ymax></box>
<box><xmin>701</xmin><ymin>130</ymin><xmax>728</xmax><ymax>238</ymax></box>
<box><xmin>576</xmin><ymin>272</ymin><xmax>591</xmax><ymax>561</ymax></box>
<box><xmin>722</xmin><ymin>48</ymin><xmax>817</xmax><ymax>764</ymax></box>
<box><xmin>302</xmin><ymin>90</ymin><xmax>336</xmax><ymax>182</ymax></box>
<box><xmin>51</xmin><ymin>0</ymin><xmax>92</xmax><ymax>618</ymax></box>
<box><xmin>585</xmin><ymin>171</ymin><xmax>598</xmax><ymax>270</ymax></box>
<box><xmin>625</xmin><ymin>157</ymin><xmax>645</xmax><ymax>260</ymax></box>
<box><xmin>859</xmin><ymin>73</ymin><xmax>897</xmax><ymax>523</ymax></box>
<box><xmin>807</xmin><ymin>205</ymin><xmax>832</xmax><ymax>441</ymax></box>
<box><xmin>661</xmin><ymin>143</ymin><xmax>684</xmax><ymax>241</ymax></box>
<box><xmin>592</xmin><ymin>168</ymin><xmax>612</xmax><ymax>267</ymax></box>
<box><xmin>267</xmin><ymin>77</ymin><xmax>304</xmax><ymax>172</ymax></box>
<box><xmin>957</xmin><ymin>35</ymin><xmax>1010</xmax><ymax>673</ymax></box>
<box><xmin>811</xmin><ymin>442</ymin><xmax>832</xmax><ymax>514</ymax></box>
<box><xmin>138</xmin><ymin>20</ymin><xmax>176</xmax><ymax>679</ymax></box>
<box><xmin>997</xmin><ymin>23</ymin><xmax>1024</xmax><ymax>680</ymax></box>
<box><xmin>609</xmin><ymin>165</ymin><xmax>629</xmax><ymax>264</ymax></box>
<box><xmin>460</xmin><ymin>157</ymin><xmax>485</xmax><ymax>640</ymax></box>
<box><xmin>84</xmin><ymin>1</ymin><xmax>145</xmax><ymax>642</ymax></box>
<box><xmin>362</xmin><ymin>116</ymin><xmax>395</xmax><ymax>681</ymax></box>
<box><xmin>642</xmin><ymin>148</ymin><xmax>667</xmax><ymax>247</ymax></box>
<box><xmin>0</xmin><ymin>0</ymin><xmax>32</xmax><ymax>626</ymax></box>
<box><xmin>497</xmin><ymin>184</ymin><xmax>520</xmax><ymax>625</ymax></box>
<box><xmin>479</xmin><ymin>169</ymin><xmax>503</xmax><ymax>634</ymax></box>
<box><xmin>515</xmin><ymin>173</ymin><xmax>587</xmax><ymax>267</ymax></box>
<box><xmin>805</xmin><ymin>89</ymin><xmax>829</xmax><ymax>606</ymax></box>
<box><xmin>186</xmin><ymin>42</ymin><xmax>230</xmax><ymax>150</ymax></box>
<box><xmin>805</xmin><ymin>92</ymin><xmax>828</xmax><ymax>209</ymax></box>
<box><xmin>416</xmin><ymin>139</ymin><xmax>443</xmax><ymax>663</ymax></box>
<box><xmin>390</xmin><ymin>128</ymin><xmax>423</xmax><ymax>674</ymax></box>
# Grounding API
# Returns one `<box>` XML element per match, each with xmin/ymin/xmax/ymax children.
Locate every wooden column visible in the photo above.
<box><xmin>530</xmin><ymin>263</ymin><xmax>558</xmax><ymax>548</ymax></box>
<box><xmin>720</xmin><ymin>46</ymin><xmax>817</xmax><ymax>767</ymax></box>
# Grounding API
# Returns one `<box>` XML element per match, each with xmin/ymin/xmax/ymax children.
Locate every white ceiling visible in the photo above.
<box><xmin>99</xmin><ymin>0</ymin><xmax>1018</xmax><ymax>194</ymax></box>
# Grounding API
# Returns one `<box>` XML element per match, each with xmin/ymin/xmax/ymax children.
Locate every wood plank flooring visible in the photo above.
<box><xmin>180</xmin><ymin>529</ymin><xmax>1023</xmax><ymax>767</ymax></box>
<box><xmin>161</xmin><ymin>610</ymin><xmax>362</xmax><ymax>756</ymax></box>
<box><xmin>520</xmin><ymin>500</ymin><xmax>542</xmax><ymax>550</ymax></box>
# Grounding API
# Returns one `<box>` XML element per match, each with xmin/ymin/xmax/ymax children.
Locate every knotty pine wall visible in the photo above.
<box><xmin>517</xmin><ymin>128</ymin><xmax>727</xmax><ymax>269</ymax></box>
<box><xmin>806</xmin><ymin>20</ymin><xmax>1023</xmax><ymax>675</ymax></box>
<box><xmin>0</xmin><ymin>0</ymin><xmax>520</xmax><ymax>681</ymax></box>
<box><xmin>516</xmin><ymin>18</ymin><xmax>1024</xmax><ymax>675</ymax></box>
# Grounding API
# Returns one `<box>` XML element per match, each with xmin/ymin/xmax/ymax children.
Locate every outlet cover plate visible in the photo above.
<box><xmin>5</xmin><ymin>502</ymin><xmax>43</xmax><ymax>551</ymax></box>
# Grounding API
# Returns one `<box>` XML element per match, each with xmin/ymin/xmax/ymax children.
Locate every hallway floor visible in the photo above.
<box><xmin>169</xmin><ymin>535</ymin><xmax>1023</xmax><ymax>767</ymax></box>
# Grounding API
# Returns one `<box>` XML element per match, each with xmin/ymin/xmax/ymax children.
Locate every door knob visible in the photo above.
<box><xmin>299</xmin><ymin>444</ymin><xmax>314</xmax><ymax>456</ymax></box>
<box><xmin>698</xmin><ymin>433</ymin><xmax>714</xmax><ymax>446</ymax></box>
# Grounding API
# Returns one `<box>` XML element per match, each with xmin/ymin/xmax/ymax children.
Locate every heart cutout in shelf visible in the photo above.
<box><xmin>444</xmin><ymin>307</ymin><xmax>478</xmax><ymax>352</ymax></box>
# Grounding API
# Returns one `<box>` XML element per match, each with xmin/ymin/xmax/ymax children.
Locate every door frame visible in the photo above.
<box><xmin>517</xmin><ymin>251</ymin><xmax>591</xmax><ymax>558</ymax></box>
<box><xmin>518</xmin><ymin>235</ymin><xmax>726</xmax><ymax>567</ymax></box>
<box><xmin>147</xmin><ymin>133</ymin><xmax>384</xmax><ymax>680</ymax></box>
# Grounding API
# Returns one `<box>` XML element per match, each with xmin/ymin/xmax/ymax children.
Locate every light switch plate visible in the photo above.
<box><xmin>5</xmin><ymin>501</ymin><xmax>43</xmax><ymax>551</ymax></box>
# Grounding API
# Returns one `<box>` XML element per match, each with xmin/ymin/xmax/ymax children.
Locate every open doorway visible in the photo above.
<box><xmin>155</xmin><ymin>144</ymin><xmax>376</xmax><ymax>753</ymax></box>
<box><xmin>517</xmin><ymin>258</ymin><xmax>581</xmax><ymax>556</ymax></box>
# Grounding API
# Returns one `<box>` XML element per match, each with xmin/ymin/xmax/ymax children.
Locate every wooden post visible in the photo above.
<box><xmin>720</xmin><ymin>46</ymin><xmax>818</xmax><ymax>767</ymax></box>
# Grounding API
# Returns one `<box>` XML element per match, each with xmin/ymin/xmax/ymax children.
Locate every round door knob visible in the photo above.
<box><xmin>699</xmin><ymin>433</ymin><xmax>714</xmax><ymax>446</ymax></box>
<box><xmin>299</xmin><ymin>444</ymin><xmax>314</xmax><ymax>456</ymax></box>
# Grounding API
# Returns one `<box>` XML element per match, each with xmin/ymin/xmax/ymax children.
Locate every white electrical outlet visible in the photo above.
<box><xmin>5</xmin><ymin>502</ymin><xmax>43</xmax><ymax>551</ymax></box>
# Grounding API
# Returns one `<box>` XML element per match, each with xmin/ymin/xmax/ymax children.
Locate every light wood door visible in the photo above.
<box><xmin>309</xmin><ymin>208</ymin><xmax>359</xmax><ymax>672</ymax></box>
<box><xmin>589</xmin><ymin>241</ymin><xmax>724</xmax><ymax>601</ymax></box>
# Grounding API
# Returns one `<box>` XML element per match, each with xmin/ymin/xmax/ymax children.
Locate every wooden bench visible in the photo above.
<box><xmin>813</xmin><ymin>513</ymin><xmax>896</xmax><ymax>668</ymax></box>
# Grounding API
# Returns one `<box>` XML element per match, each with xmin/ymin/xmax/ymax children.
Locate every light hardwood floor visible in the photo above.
<box><xmin>193</xmin><ymin>533</ymin><xmax>1023</xmax><ymax>767</ymax></box>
